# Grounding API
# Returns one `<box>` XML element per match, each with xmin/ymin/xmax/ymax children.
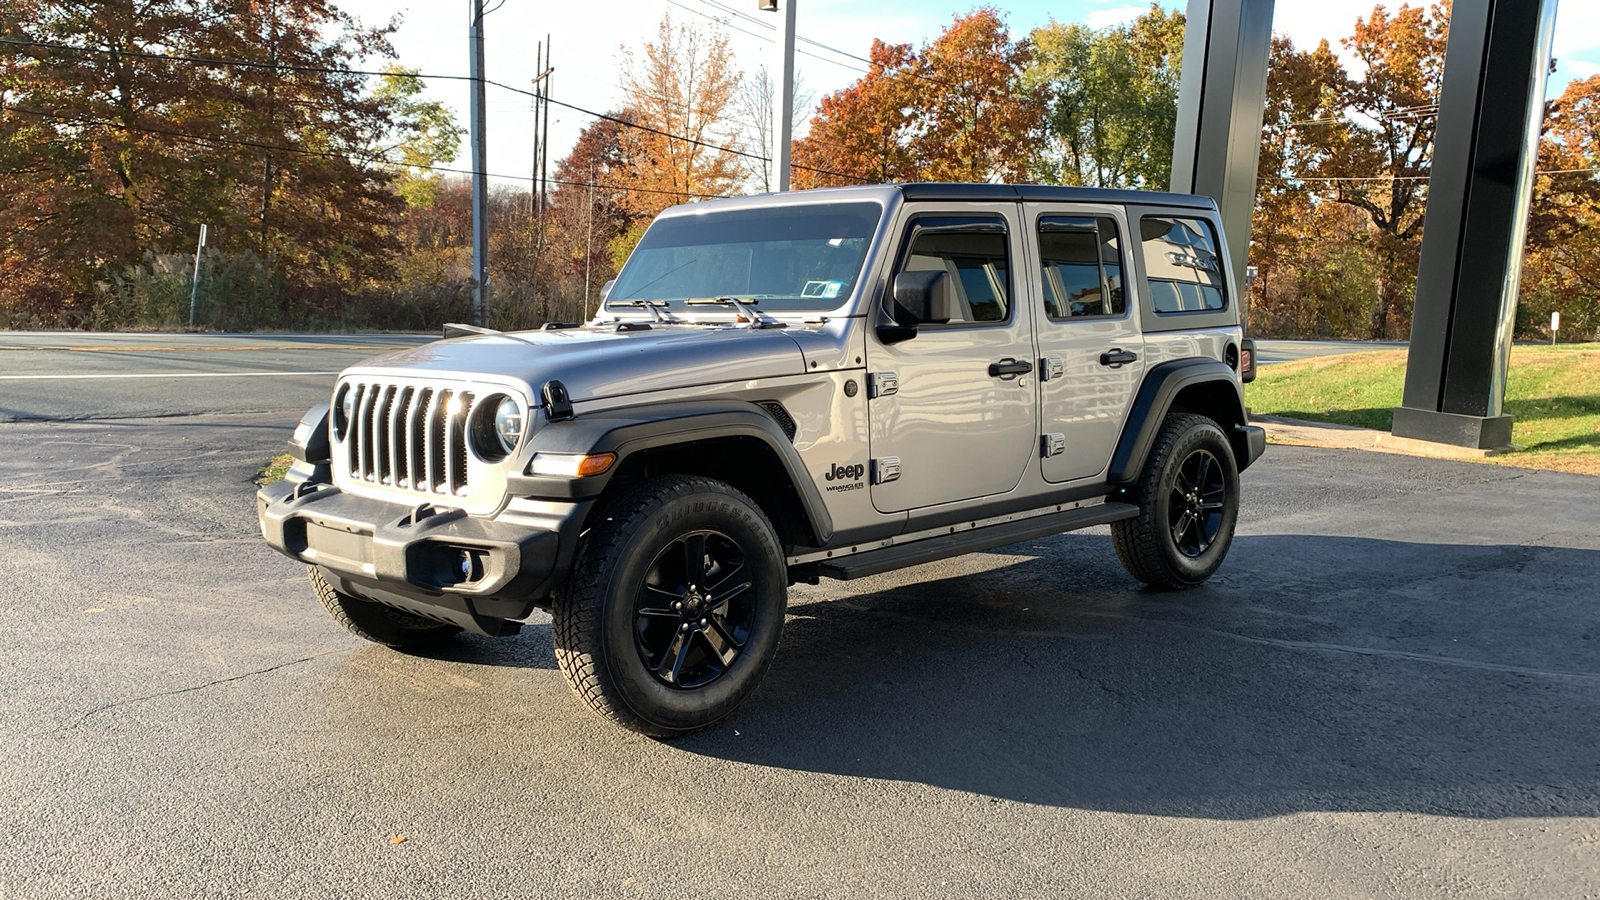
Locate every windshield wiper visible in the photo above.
<box><xmin>607</xmin><ymin>299</ymin><xmax>676</xmax><ymax>323</ymax></box>
<box><xmin>685</xmin><ymin>297</ymin><xmax>786</xmax><ymax>329</ymax></box>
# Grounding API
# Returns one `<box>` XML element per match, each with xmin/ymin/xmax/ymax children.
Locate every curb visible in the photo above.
<box><xmin>1250</xmin><ymin>414</ymin><xmax>1516</xmax><ymax>461</ymax></box>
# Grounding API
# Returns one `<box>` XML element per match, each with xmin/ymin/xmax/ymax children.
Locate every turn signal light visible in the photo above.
<box><xmin>528</xmin><ymin>452</ymin><xmax>617</xmax><ymax>478</ymax></box>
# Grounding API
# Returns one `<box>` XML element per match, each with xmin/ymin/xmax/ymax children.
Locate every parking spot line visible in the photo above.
<box><xmin>0</xmin><ymin>371</ymin><xmax>342</xmax><ymax>380</ymax></box>
<box><xmin>0</xmin><ymin>344</ymin><xmax>414</xmax><ymax>353</ymax></box>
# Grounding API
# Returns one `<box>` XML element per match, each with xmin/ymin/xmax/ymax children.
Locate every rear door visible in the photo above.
<box><xmin>1027</xmin><ymin>206</ymin><xmax>1145</xmax><ymax>483</ymax></box>
<box><xmin>866</xmin><ymin>205</ymin><xmax>1038</xmax><ymax>513</ymax></box>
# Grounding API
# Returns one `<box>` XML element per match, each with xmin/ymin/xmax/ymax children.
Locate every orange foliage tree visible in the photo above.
<box><xmin>0</xmin><ymin>0</ymin><xmax>408</xmax><ymax>327</ymax></box>
<box><xmin>793</xmin><ymin>8</ymin><xmax>1044</xmax><ymax>187</ymax></box>
<box><xmin>1520</xmin><ymin>76</ymin><xmax>1600</xmax><ymax>340</ymax></box>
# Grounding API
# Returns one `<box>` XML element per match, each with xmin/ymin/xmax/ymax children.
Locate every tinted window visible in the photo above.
<box><xmin>899</xmin><ymin>220</ymin><xmax>1010</xmax><ymax>324</ymax></box>
<box><xmin>1140</xmin><ymin>216</ymin><xmax>1226</xmax><ymax>313</ymax></box>
<box><xmin>1038</xmin><ymin>216</ymin><xmax>1125</xmax><ymax>319</ymax></box>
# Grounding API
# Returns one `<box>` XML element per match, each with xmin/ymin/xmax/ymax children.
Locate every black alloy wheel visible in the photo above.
<box><xmin>552</xmin><ymin>475</ymin><xmax>787</xmax><ymax>737</ymax></box>
<box><xmin>1111</xmin><ymin>412</ymin><xmax>1241</xmax><ymax>589</ymax></box>
<box><xmin>634</xmin><ymin>530</ymin><xmax>757</xmax><ymax>689</ymax></box>
<box><xmin>1167</xmin><ymin>448</ymin><xmax>1227</xmax><ymax>558</ymax></box>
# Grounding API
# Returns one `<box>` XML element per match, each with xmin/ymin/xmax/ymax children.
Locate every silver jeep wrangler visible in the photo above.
<box><xmin>257</xmin><ymin>183</ymin><xmax>1265</xmax><ymax>736</ymax></box>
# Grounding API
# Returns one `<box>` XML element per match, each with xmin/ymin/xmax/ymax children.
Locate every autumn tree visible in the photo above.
<box><xmin>0</xmin><ymin>0</ymin><xmax>414</xmax><ymax>326</ymax></box>
<box><xmin>613</xmin><ymin>14</ymin><xmax>743</xmax><ymax>221</ymax></box>
<box><xmin>1520</xmin><ymin>76</ymin><xmax>1600</xmax><ymax>340</ymax></box>
<box><xmin>372</xmin><ymin>66</ymin><xmax>465</xmax><ymax>208</ymax></box>
<box><xmin>1315</xmin><ymin>2</ymin><xmax>1449</xmax><ymax>339</ymax></box>
<box><xmin>794</xmin><ymin>8</ymin><xmax>1044</xmax><ymax>187</ymax></box>
<box><xmin>548</xmin><ymin>113</ymin><xmax>639</xmax><ymax>304</ymax></box>
<box><xmin>1249</xmin><ymin>35</ymin><xmax>1352</xmax><ymax>334</ymax></box>
<box><xmin>736</xmin><ymin>64</ymin><xmax>814</xmax><ymax>193</ymax></box>
<box><xmin>1023</xmin><ymin>4</ymin><xmax>1186</xmax><ymax>189</ymax></box>
<box><xmin>790</xmin><ymin>39</ymin><xmax>920</xmax><ymax>185</ymax></box>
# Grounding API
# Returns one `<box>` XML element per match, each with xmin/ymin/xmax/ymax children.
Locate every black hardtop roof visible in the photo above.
<box><xmin>894</xmin><ymin>182</ymin><xmax>1217</xmax><ymax>210</ymax></box>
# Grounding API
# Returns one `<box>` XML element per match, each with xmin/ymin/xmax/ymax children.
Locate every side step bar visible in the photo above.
<box><xmin>817</xmin><ymin>502</ymin><xmax>1139</xmax><ymax>581</ymax></box>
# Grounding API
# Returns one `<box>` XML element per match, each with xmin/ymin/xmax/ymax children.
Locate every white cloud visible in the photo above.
<box><xmin>1084</xmin><ymin>6</ymin><xmax>1148</xmax><ymax>29</ymax></box>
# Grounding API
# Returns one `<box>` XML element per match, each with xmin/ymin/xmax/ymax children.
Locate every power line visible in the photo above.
<box><xmin>680</xmin><ymin>0</ymin><xmax>957</xmax><ymax>89</ymax></box>
<box><xmin>0</xmin><ymin>35</ymin><xmax>877</xmax><ymax>185</ymax></box>
<box><xmin>3</xmin><ymin>104</ymin><xmax>737</xmax><ymax>200</ymax></box>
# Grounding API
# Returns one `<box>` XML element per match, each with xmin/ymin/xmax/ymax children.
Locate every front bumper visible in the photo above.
<box><xmin>257</xmin><ymin>477</ymin><xmax>587</xmax><ymax>634</ymax></box>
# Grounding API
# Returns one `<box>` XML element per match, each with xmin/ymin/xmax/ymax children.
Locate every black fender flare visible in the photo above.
<box><xmin>507</xmin><ymin>400</ymin><xmax>835</xmax><ymax>546</ymax></box>
<box><xmin>1108</xmin><ymin>359</ymin><xmax>1253</xmax><ymax>484</ymax></box>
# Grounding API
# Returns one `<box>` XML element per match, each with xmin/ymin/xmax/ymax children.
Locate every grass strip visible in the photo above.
<box><xmin>1245</xmin><ymin>344</ymin><xmax>1600</xmax><ymax>475</ymax></box>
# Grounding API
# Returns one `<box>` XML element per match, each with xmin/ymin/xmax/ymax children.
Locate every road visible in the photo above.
<box><xmin>0</xmin><ymin>332</ymin><xmax>432</xmax><ymax>422</ymax></box>
<box><xmin>1253</xmin><ymin>338</ymin><xmax>1408</xmax><ymax>365</ymax></box>
<box><xmin>1</xmin><ymin>332</ymin><xmax>1596</xmax><ymax>898</ymax></box>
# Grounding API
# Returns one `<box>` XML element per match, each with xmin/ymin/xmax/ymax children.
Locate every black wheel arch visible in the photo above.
<box><xmin>508</xmin><ymin>400</ymin><xmax>834</xmax><ymax>550</ymax></box>
<box><xmin>1109</xmin><ymin>359</ymin><xmax>1256</xmax><ymax>484</ymax></box>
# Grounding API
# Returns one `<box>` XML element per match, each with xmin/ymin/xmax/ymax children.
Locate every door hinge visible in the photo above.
<box><xmin>1041</xmin><ymin>433</ymin><xmax>1066</xmax><ymax>457</ymax></box>
<box><xmin>868</xmin><ymin>372</ymin><xmax>899</xmax><ymax>399</ymax></box>
<box><xmin>871</xmin><ymin>456</ymin><xmax>901</xmax><ymax>484</ymax></box>
<box><xmin>1040</xmin><ymin>357</ymin><xmax>1065</xmax><ymax>381</ymax></box>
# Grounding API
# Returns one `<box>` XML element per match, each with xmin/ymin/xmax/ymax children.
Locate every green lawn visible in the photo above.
<box><xmin>1245</xmin><ymin>344</ymin><xmax>1600</xmax><ymax>475</ymax></box>
<box><xmin>255</xmin><ymin>453</ymin><xmax>294</xmax><ymax>486</ymax></box>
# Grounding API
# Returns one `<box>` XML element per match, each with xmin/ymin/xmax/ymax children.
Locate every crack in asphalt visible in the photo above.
<box><xmin>55</xmin><ymin>650</ymin><xmax>343</xmax><ymax>734</ymax></box>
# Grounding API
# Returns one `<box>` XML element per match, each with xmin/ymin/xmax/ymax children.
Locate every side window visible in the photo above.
<box><xmin>1038</xmin><ymin>216</ymin><xmax>1125</xmax><ymax>319</ymax></box>
<box><xmin>1140</xmin><ymin>215</ymin><xmax>1226</xmax><ymax>313</ymax></box>
<box><xmin>897</xmin><ymin>218</ymin><xmax>1010</xmax><ymax>325</ymax></box>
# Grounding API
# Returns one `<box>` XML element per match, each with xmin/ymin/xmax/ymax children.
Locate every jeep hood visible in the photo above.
<box><xmin>341</xmin><ymin>326</ymin><xmax>812</xmax><ymax>405</ymax></box>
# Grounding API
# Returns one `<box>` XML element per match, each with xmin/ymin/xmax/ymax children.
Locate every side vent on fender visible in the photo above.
<box><xmin>755</xmin><ymin>401</ymin><xmax>797</xmax><ymax>441</ymax></box>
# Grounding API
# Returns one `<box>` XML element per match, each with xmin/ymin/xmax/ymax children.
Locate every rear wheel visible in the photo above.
<box><xmin>308</xmin><ymin>565</ymin><xmax>462</xmax><ymax>649</ymax></box>
<box><xmin>552</xmin><ymin>475</ymin><xmax>787</xmax><ymax>738</ymax></box>
<box><xmin>1112</xmin><ymin>413</ymin><xmax>1240</xmax><ymax>589</ymax></box>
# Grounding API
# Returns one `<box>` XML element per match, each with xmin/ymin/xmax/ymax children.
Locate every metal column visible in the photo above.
<box><xmin>468</xmin><ymin>0</ymin><xmax>489</xmax><ymax>325</ymax></box>
<box><xmin>1169</xmin><ymin>0</ymin><xmax>1275</xmax><ymax>293</ymax></box>
<box><xmin>1392</xmin><ymin>0</ymin><xmax>1559</xmax><ymax>449</ymax></box>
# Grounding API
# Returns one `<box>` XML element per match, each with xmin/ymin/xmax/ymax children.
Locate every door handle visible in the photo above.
<box><xmin>989</xmin><ymin>358</ymin><xmax>1033</xmax><ymax>377</ymax></box>
<box><xmin>1099</xmin><ymin>348</ymin><xmax>1139</xmax><ymax>368</ymax></box>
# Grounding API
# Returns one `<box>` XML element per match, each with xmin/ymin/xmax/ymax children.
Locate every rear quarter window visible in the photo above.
<box><xmin>1140</xmin><ymin>216</ymin><xmax>1227</xmax><ymax>313</ymax></box>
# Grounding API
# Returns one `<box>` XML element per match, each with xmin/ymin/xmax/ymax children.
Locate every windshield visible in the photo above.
<box><xmin>607</xmin><ymin>201</ymin><xmax>882</xmax><ymax>313</ymax></box>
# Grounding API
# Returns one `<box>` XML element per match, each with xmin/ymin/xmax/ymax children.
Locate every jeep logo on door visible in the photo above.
<box><xmin>823</xmin><ymin>462</ymin><xmax>865</xmax><ymax>492</ymax></box>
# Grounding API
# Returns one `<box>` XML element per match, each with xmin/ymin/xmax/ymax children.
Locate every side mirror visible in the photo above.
<box><xmin>599</xmin><ymin>279</ymin><xmax>617</xmax><ymax>302</ymax></box>
<box><xmin>891</xmin><ymin>270</ymin><xmax>951</xmax><ymax>326</ymax></box>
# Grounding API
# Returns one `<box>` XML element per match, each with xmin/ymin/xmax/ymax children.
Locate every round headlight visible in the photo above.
<box><xmin>335</xmin><ymin>385</ymin><xmax>355</xmax><ymax>439</ymax></box>
<box><xmin>493</xmin><ymin>396</ymin><xmax>524</xmax><ymax>454</ymax></box>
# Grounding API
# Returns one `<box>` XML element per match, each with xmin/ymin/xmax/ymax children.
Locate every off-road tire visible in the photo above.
<box><xmin>552</xmin><ymin>475</ymin><xmax>787</xmax><ymax>738</ymax></box>
<box><xmin>1112</xmin><ymin>413</ymin><xmax>1240</xmax><ymax>589</ymax></box>
<box><xmin>308</xmin><ymin>565</ymin><xmax>462</xmax><ymax>649</ymax></box>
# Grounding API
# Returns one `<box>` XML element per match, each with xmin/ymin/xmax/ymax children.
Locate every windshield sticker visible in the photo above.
<box><xmin>802</xmin><ymin>280</ymin><xmax>846</xmax><ymax>299</ymax></box>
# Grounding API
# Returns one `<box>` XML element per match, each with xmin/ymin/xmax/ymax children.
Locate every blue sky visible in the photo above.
<box><xmin>332</xmin><ymin>0</ymin><xmax>1600</xmax><ymax>187</ymax></box>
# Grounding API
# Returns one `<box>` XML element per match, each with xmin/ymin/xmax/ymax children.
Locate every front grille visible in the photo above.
<box><xmin>341</xmin><ymin>381</ymin><xmax>476</xmax><ymax>497</ymax></box>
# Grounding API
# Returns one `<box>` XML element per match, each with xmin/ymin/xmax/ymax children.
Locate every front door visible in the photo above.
<box><xmin>867</xmin><ymin>207</ymin><xmax>1038</xmax><ymax>513</ymax></box>
<box><xmin>1028</xmin><ymin>207</ymin><xmax>1146</xmax><ymax>483</ymax></box>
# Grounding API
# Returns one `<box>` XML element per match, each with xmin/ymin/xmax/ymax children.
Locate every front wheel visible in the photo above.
<box><xmin>1112</xmin><ymin>413</ymin><xmax>1241</xmax><ymax>589</ymax></box>
<box><xmin>552</xmin><ymin>475</ymin><xmax>787</xmax><ymax>737</ymax></box>
<box><xmin>308</xmin><ymin>565</ymin><xmax>462</xmax><ymax>649</ymax></box>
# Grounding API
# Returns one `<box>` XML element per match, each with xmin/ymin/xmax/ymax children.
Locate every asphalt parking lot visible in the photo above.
<box><xmin>1</xmin><ymin>334</ymin><xmax>1597</xmax><ymax>898</ymax></box>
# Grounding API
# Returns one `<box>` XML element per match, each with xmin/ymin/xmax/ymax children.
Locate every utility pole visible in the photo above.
<box><xmin>761</xmin><ymin>0</ymin><xmax>797</xmax><ymax>191</ymax></box>
<box><xmin>468</xmin><ymin>0</ymin><xmax>489</xmax><ymax>325</ymax></box>
<box><xmin>187</xmin><ymin>224</ymin><xmax>208</xmax><ymax>329</ymax></box>
<box><xmin>532</xmin><ymin>40</ymin><xmax>542</xmax><ymax>215</ymax></box>
<box><xmin>584</xmin><ymin>165</ymin><xmax>595</xmax><ymax>322</ymax></box>
<box><xmin>541</xmin><ymin>34</ymin><xmax>552</xmax><ymax>208</ymax></box>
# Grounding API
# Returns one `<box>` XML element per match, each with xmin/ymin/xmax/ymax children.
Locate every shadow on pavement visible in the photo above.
<box><xmin>655</xmin><ymin>533</ymin><xmax>1600</xmax><ymax>820</ymax></box>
